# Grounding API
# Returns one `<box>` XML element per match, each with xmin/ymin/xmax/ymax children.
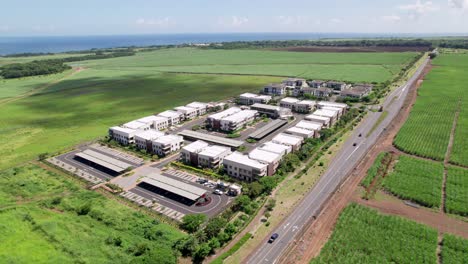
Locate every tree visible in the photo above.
<box><xmin>193</xmin><ymin>242</ymin><xmax>211</xmax><ymax>261</ymax></box>
<box><xmin>247</xmin><ymin>182</ymin><xmax>263</xmax><ymax>198</ymax></box>
<box><xmin>181</xmin><ymin>214</ymin><xmax>207</xmax><ymax>233</ymax></box>
<box><xmin>259</xmin><ymin>176</ymin><xmax>277</xmax><ymax>195</ymax></box>
<box><xmin>174</xmin><ymin>235</ymin><xmax>198</xmax><ymax>257</ymax></box>
<box><xmin>205</xmin><ymin>217</ymin><xmax>228</xmax><ymax>239</ymax></box>
<box><xmin>208</xmin><ymin>237</ymin><xmax>221</xmax><ymax>252</ymax></box>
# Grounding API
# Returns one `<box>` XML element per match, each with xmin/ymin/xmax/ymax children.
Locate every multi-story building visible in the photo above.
<box><xmin>282</xmin><ymin>78</ymin><xmax>308</xmax><ymax>88</ymax></box>
<box><xmin>313</xmin><ymin>109</ymin><xmax>339</xmax><ymax>124</ymax></box>
<box><xmin>180</xmin><ymin>140</ymin><xmax>210</xmax><ymax>165</ymax></box>
<box><xmin>123</xmin><ymin>120</ymin><xmax>151</xmax><ymax>131</ymax></box>
<box><xmin>312</xmin><ymin>87</ymin><xmax>333</xmax><ymax>98</ymax></box>
<box><xmin>248</xmin><ymin>148</ymin><xmax>282</xmax><ymax>176</ymax></box>
<box><xmin>198</xmin><ymin>145</ymin><xmax>232</xmax><ymax>169</ymax></box>
<box><xmin>206</xmin><ymin>107</ymin><xmax>242</xmax><ymax>130</ymax></box>
<box><xmin>285</xmin><ymin>127</ymin><xmax>315</xmax><ymax>139</ymax></box>
<box><xmin>305</xmin><ymin>114</ymin><xmax>331</xmax><ymax>128</ymax></box>
<box><xmin>109</xmin><ymin>126</ymin><xmax>137</xmax><ymax>145</ymax></box>
<box><xmin>317</xmin><ymin>101</ymin><xmax>347</xmax><ymax>114</ymax></box>
<box><xmin>308</xmin><ymin>80</ymin><xmax>326</xmax><ymax>88</ymax></box>
<box><xmin>220</xmin><ymin>110</ymin><xmax>257</xmax><ymax>132</ymax></box>
<box><xmin>174</xmin><ymin>106</ymin><xmax>198</xmax><ymax>120</ymax></box>
<box><xmin>157</xmin><ymin>110</ymin><xmax>184</xmax><ymax>126</ymax></box>
<box><xmin>238</xmin><ymin>93</ymin><xmax>272</xmax><ymax>105</ymax></box>
<box><xmin>279</xmin><ymin>97</ymin><xmax>300</xmax><ymax>109</ymax></box>
<box><xmin>250</xmin><ymin>103</ymin><xmax>293</xmax><ymax>119</ymax></box>
<box><xmin>272</xmin><ymin>133</ymin><xmax>304</xmax><ymax>151</ymax></box>
<box><xmin>134</xmin><ymin>130</ymin><xmax>165</xmax><ymax>152</ymax></box>
<box><xmin>258</xmin><ymin>141</ymin><xmax>292</xmax><ymax>156</ymax></box>
<box><xmin>223</xmin><ymin>152</ymin><xmax>268</xmax><ymax>182</ymax></box>
<box><xmin>186</xmin><ymin>102</ymin><xmax>209</xmax><ymax>116</ymax></box>
<box><xmin>326</xmin><ymin>81</ymin><xmax>347</xmax><ymax>93</ymax></box>
<box><xmin>295</xmin><ymin>120</ymin><xmax>322</xmax><ymax>138</ymax></box>
<box><xmin>340</xmin><ymin>84</ymin><xmax>373</xmax><ymax>99</ymax></box>
<box><xmin>152</xmin><ymin>135</ymin><xmax>184</xmax><ymax>156</ymax></box>
<box><xmin>136</xmin><ymin>115</ymin><xmax>169</xmax><ymax>131</ymax></box>
<box><xmin>280</xmin><ymin>98</ymin><xmax>316</xmax><ymax>113</ymax></box>
<box><xmin>263</xmin><ymin>83</ymin><xmax>287</xmax><ymax>95</ymax></box>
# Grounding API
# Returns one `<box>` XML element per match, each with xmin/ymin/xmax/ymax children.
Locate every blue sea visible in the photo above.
<box><xmin>0</xmin><ymin>32</ymin><xmax>451</xmax><ymax>56</ymax></box>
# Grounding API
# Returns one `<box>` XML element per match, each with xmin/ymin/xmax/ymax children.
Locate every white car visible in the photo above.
<box><xmin>213</xmin><ymin>189</ymin><xmax>223</xmax><ymax>195</ymax></box>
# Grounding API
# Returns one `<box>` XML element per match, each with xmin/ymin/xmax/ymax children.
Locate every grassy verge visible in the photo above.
<box><xmin>211</xmin><ymin>233</ymin><xmax>253</xmax><ymax>264</ymax></box>
<box><xmin>366</xmin><ymin>111</ymin><xmax>388</xmax><ymax>137</ymax></box>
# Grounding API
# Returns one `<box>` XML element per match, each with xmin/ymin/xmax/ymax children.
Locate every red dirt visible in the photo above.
<box><xmin>280</xmin><ymin>61</ymin><xmax>434</xmax><ymax>264</ymax></box>
<box><xmin>271</xmin><ymin>46</ymin><xmax>431</xmax><ymax>53</ymax></box>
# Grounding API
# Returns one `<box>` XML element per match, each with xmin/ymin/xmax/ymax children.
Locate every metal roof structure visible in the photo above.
<box><xmin>178</xmin><ymin>130</ymin><xmax>244</xmax><ymax>148</ymax></box>
<box><xmin>142</xmin><ymin>174</ymin><xmax>207</xmax><ymax>201</ymax></box>
<box><xmin>248</xmin><ymin>119</ymin><xmax>287</xmax><ymax>140</ymax></box>
<box><xmin>75</xmin><ymin>149</ymin><xmax>133</xmax><ymax>173</ymax></box>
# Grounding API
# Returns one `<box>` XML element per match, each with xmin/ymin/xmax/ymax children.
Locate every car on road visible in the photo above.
<box><xmin>358</xmin><ymin>133</ymin><xmax>362</xmax><ymax>137</ymax></box>
<box><xmin>268</xmin><ymin>233</ymin><xmax>279</xmax><ymax>243</ymax></box>
<box><xmin>213</xmin><ymin>189</ymin><xmax>223</xmax><ymax>195</ymax></box>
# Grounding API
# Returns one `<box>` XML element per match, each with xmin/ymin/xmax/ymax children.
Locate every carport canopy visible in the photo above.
<box><xmin>75</xmin><ymin>149</ymin><xmax>133</xmax><ymax>173</ymax></box>
<box><xmin>141</xmin><ymin>175</ymin><xmax>207</xmax><ymax>201</ymax></box>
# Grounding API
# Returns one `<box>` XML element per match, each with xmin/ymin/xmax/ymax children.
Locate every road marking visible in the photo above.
<box><xmin>345</xmin><ymin>145</ymin><xmax>361</xmax><ymax>161</ymax></box>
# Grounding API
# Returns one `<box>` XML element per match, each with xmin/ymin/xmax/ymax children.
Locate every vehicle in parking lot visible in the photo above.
<box><xmin>213</xmin><ymin>189</ymin><xmax>223</xmax><ymax>195</ymax></box>
<box><xmin>268</xmin><ymin>233</ymin><xmax>279</xmax><ymax>243</ymax></box>
<box><xmin>197</xmin><ymin>178</ymin><xmax>208</xmax><ymax>184</ymax></box>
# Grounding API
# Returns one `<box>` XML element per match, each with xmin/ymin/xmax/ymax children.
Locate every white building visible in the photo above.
<box><xmin>198</xmin><ymin>145</ymin><xmax>232</xmax><ymax>169</ymax></box>
<box><xmin>186</xmin><ymin>102</ymin><xmax>208</xmax><ymax>116</ymax></box>
<box><xmin>263</xmin><ymin>83</ymin><xmax>287</xmax><ymax>95</ymax></box>
<box><xmin>249</xmin><ymin>148</ymin><xmax>282</xmax><ymax>176</ymax></box>
<box><xmin>238</xmin><ymin>93</ymin><xmax>271</xmax><ymax>105</ymax></box>
<box><xmin>280</xmin><ymin>98</ymin><xmax>316</xmax><ymax>113</ymax></box>
<box><xmin>223</xmin><ymin>152</ymin><xmax>268</xmax><ymax>182</ymax></box>
<box><xmin>272</xmin><ymin>133</ymin><xmax>304</xmax><ymax>151</ymax></box>
<box><xmin>258</xmin><ymin>141</ymin><xmax>292</xmax><ymax>156</ymax></box>
<box><xmin>181</xmin><ymin>140</ymin><xmax>210</xmax><ymax>164</ymax></box>
<box><xmin>296</xmin><ymin>120</ymin><xmax>322</xmax><ymax>132</ymax></box>
<box><xmin>250</xmin><ymin>103</ymin><xmax>293</xmax><ymax>119</ymax></box>
<box><xmin>135</xmin><ymin>130</ymin><xmax>165</xmax><ymax>151</ymax></box>
<box><xmin>123</xmin><ymin>120</ymin><xmax>151</xmax><ymax>131</ymax></box>
<box><xmin>157</xmin><ymin>110</ymin><xmax>184</xmax><ymax>126</ymax></box>
<box><xmin>321</xmin><ymin>106</ymin><xmax>342</xmax><ymax>118</ymax></box>
<box><xmin>313</xmin><ymin>109</ymin><xmax>339</xmax><ymax>124</ymax></box>
<box><xmin>285</xmin><ymin>127</ymin><xmax>315</xmax><ymax>139</ymax></box>
<box><xmin>279</xmin><ymin>97</ymin><xmax>300</xmax><ymax>109</ymax></box>
<box><xmin>206</xmin><ymin>107</ymin><xmax>242</xmax><ymax>130</ymax></box>
<box><xmin>136</xmin><ymin>115</ymin><xmax>169</xmax><ymax>131</ymax></box>
<box><xmin>220</xmin><ymin>110</ymin><xmax>257</xmax><ymax>132</ymax></box>
<box><xmin>305</xmin><ymin>114</ymin><xmax>331</xmax><ymax>128</ymax></box>
<box><xmin>152</xmin><ymin>135</ymin><xmax>184</xmax><ymax>156</ymax></box>
<box><xmin>109</xmin><ymin>126</ymin><xmax>137</xmax><ymax>145</ymax></box>
<box><xmin>174</xmin><ymin>106</ymin><xmax>198</xmax><ymax>120</ymax></box>
<box><xmin>282</xmin><ymin>78</ymin><xmax>308</xmax><ymax>89</ymax></box>
<box><xmin>317</xmin><ymin>101</ymin><xmax>347</xmax><ymax>113</ymax></box>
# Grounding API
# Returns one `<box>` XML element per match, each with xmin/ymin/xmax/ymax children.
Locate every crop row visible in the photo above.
<box><xmin>445</xmin><ymin>166</ymin><xmax>468</xmax><ymax>216</ymax></box>
<box><xmin>383</xmin><ymin>155</ymin><xmax>444</xmax><ymax>208</ymax></box>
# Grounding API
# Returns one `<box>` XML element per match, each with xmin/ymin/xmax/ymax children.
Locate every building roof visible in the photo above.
<box><xmin>256</xmin><ymin>95</ymin><xmax>272</xmax><ymax>100</ymax></box>
<box><xmin>283</xmin><ymin>78</ymin><xmax>306</xmax><ymax>82</ymax></box>
<box><xmin>259</xmin><ymin>141</ymin><xmax>291</xmax><ymax>155</ymax></box>
<box><xmin>251</xmin><ymin>103</ymin><xmax>280</xmax><ymax>111</ymax></box>
<box><xmin>266</xmin><ymin>83</ymin><xmax>286</xmax><ymax>89</ymax></box>
<box><xmin>75</xmin><ymin>149</ymin><xmax>133</xmax><ymax>173</ymax></box>
<box><xmin>178</xmin><ymin>130</ymin><xmax>244</xmax><ymax>148</ymax></box>
<box><xmin>239</xmin><ymin>93</ymin><xmax>258</xmax><ymax>98</ymax></box>
<box><xmin>280</xmin><ymin>97</ymin><xmax>300</xmax><ymax>104</ymax></box>
<box><xmin>182</xmin><ymin>140</ymin><xmax>210</xmax><ymax>153</ymax></box>
<box><xmin>322</xmin><ymin>106</ymin><xmax>342</xmax><ymax>113</ymax></box>
<box><xmin>296</xmin><ymin>120</ymin><xmax>323</xmax><ymax>131</ymax></box>
<box><xmin>310</xmin><ymin>80</ymin><xmax>326</xmax><ymax>84</ymax></box>
<box><xmin>137</xmin><ymin>115</ymin><xmax>168</xmax><ymax>124</ymax></box>
<box><xmin>186</xmin><ymin>102</ymin><xmax>208</xmax><ymax>109</ymax></box>
<box><xmin>142</xmin><ymin>174</ymin><xmax>206</xmax><ymax>201</ymax></box>
<box><xmin>249</xmin><ymin>148</ymin><xmax>282</xmax><ymax>164</ymax></box>
<box><xmin>135</xmin><ymin>130</ymin><xmax>165</xmax><ymax>141</ymax></box>
<box><xmin>297</xmin><ymin>100</ymin><xmax>316</xmax><ymax>106</ymax></box>
<box><xmin>208</xmin><ymin>107</ymin><xmax>242</xmax><ymax>120</ymax></box>
<box><xmin>272</xmin><ymin>133</ymin><xmax>303</xmax><ymax>146</ymax></box>
<box><xmin>313</xmin><ymin>109</ymin><xmax>337</xmax><ymax>118</ymax></box>
<box><xmin>174</xmin><ymin>106</ymin><xmax>197</xmax><ymax>112</ymax></box>
<box><xmin>158</xmin><ymin>110</ymin><xmax>183</xmax><ymax>118</ymax></box>
<box><xmin>286</xmin><ymin>127</ymin><xmax>315</xmax><ymax>137</ymax></box>
<box><xmin>222</xmin><ymin>110</ymin><xmax>257</xmax><ymax>123</ymax></box>
<box><xmin>123</xmin><ymin>120</ymin><xmax>148</xmax><ymax>130</ymax></box>
<box><xmin>318</xmin><ymin>101</ymin><xmax>348</xmax><ymax>109</ymax></box>
<box><xmin>248</xmin><ymin>119</ymin><xmax>287</xmax><ymax>140</ymax></box>
<box><xmin>153</xmin><ymin>134</ymin><xmax>183</xmax><ymax>145</ymax></box>
<box><xmin>327</xmin><ymin>81</ymin><xmax>346</xmax><ymax>85</ymax></box>
<box><xmin>110</xmin><ymin>126</ymin><xmax>136</xmax><ymax>135</ymax></box>
<box><xmin>224</xmin><ymin>152</ymin><xmax>268</xmax><ymax>170</ymax></box>
<box><xmin>305</xmin><ymin>114</ymin><xmax>331</xmax><ymax>124</ymax></box>
<box><xmin>199</xmin><ymin>145</ymin><xmax>231</xmax><ymax>158</ymax></box>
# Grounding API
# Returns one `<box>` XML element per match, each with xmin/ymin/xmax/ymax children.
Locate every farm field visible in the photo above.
<box><xmin>310</xmin><ymin>203</ymin><xmax>438</xmax><ymax>264</ymax></box>
<box><xmin>445</xmin><ymin>166</ymin><xmax>468</xmax><ymax>216</ymax></box>
<box><xmin>382</xmin><ymin>155</ymin><xmax>444</xmax><ymax>208</ymax></box>
<box><xmin>0</xmin><ymin>70</ymin><xmax>281</xmax><ymax>170</ymax></box>
<box><xmin>441</xmin><ymin>234</ymin><xmax>468</xmax><ymax>264</ymax></box>
<box><xmin>0</xmin><ymin>164</ymin><xmax>184</xmax><ymax>263</ymax></box>
<box><xmin>394</xmin><ymin>53</ymin><xmax>468</xmax><ymax>165</ymax></box>
<box><xmin>361</xmin><ymin>152</ymin><xmax>388</xmax><ymax>188</ymax></box>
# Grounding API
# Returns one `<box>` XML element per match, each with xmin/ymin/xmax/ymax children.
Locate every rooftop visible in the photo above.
<box><xmin>137</xmin><ymin>115</ymin><xmax>168</xmax><ymax>124</ymax></box>
<box><xmin>123</xmin><ymin>120</ymin><xmax>148</xmax><ymax>130</ymax></box>
<box><xmin>158</xmin><ymin>110</ymin><xmax>182</xmax><ymax>118</ymax></box>
<box><xmin>178</xmin><ymin>130</ymin><xmax>244</xmax><ymax>148</ymax></box>
<box><xmin>182</xmin><ymin>140</ymin><xmax>209</xmax><ymax>153</ymax></box>
<box><xmin>259</xmin><ymin>141</ymin><xmax>291</xmax><ymax>154</ymax></box>
<box><xmin>272</xmin><ymin>133</ymin><xmax>303</xmax><ymax>146</ymax></box>
<box><xmin>313</xmin><ymin>109</ymin><xmax>338</xmax><ymax>118</ymax></box>
<box><xmin>199</xmin><ymin>145</ymin><xmax>231</xmax><ymax>158</ymax></box>
<box><xmin>153</xmin><ymin>134</ymin><xmax>183</xmax><ymax>145</ymax></box>
<box><xmin>305</xmin><ymin>114</ymin><xmax>330</xmax><ymax>121</ymax></box>
<box><xmin>75</xmin><ymin>149</ymin><xmax>133</xmax><ymax>173</ymax></box>
<box><xmin>286</xmin><ymin>126</ymin><xmax>315</xmax><ymax>136</ymax></box>
<box><xmin>135</xmin><ymin>130</ymin><xmax>165</xmax><ymax>141</ymax></box>
<box><xmin>248</xmin><ymin>119</ymin><xmax>287</xmax><ymax>140</ymax></box>
<box><xmin>239</xmin><ymin>93</ymin><xmax>258</xmax><ymax>98</ymax></box>
<box><xmin>186</xmin><ymin>102</ymin><xmax>208</xmax><ymax>109</ymax></box>
<box><xmin>249</xmin><ymin>148</ymin><xmax>282</xmax><ymax>163</ymax></box>
<box><xmin>251</xmin><ymin>103</ymin><xmax>280</xmax><ymax>111</ymax></box>
<box><xmin>318</xmin><ymin>101</ymin><xmax>348</xmax><ymax>109</ymax></box>
<box><xmin>208</xmin><ymin>107</ymin><xmax>242</xmax><ymax>120</ymax></box>
<box><xmin>142</xmin><ymin>174</ymin><xmax>206</xmax><ymax>201</ymax></box>
<box><xmin>222</xmin><ymin>110</ymin><xmax>257</xmax><ymax>123</ymax></box>
<box><xmin>110</xmin><ymin>126</ymin><xmax>136</xmax><ymax>135</ymax></box>
<box><xmin>174</xmin><ymin>106</ymin><xmax>197</xmax><ymax>112</ymax></box>
<box><xmin>296</xmin><ymin>120</ymin><xmax>323</xmax><ymax>131</ymax></box>
<box><xmin>297</xmin><ymin>100</ymin><xmax>316</xmax><ymax>106</ymax></box>
<box><xmin>224</xmin><ymin>152</ymin><xmax>268</xmax><ymax>170</ymax></box>
<box><xmin>256</xmin><ymin>95</ymin><xmax>272</xmax><ymax>100</ymax></box>
<box><xmin>281</xmin><ymin>97</ymin><xmax>300</xmax><ymax>104</ymax></box>
<box><xmin>266</xmin><ymin>83</ymin><xmax>286</xmax><ymax>88</ymax></box>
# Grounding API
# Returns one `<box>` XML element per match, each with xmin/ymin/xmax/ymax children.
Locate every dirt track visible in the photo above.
<box><xmin>271</xmin><ymin>46</ymin><xmax>431</xmax><ymax>53</ymax></box>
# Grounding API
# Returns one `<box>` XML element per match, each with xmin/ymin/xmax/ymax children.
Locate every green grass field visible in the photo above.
<box><xmin>310</xmin><ymin>203</ymin><xmax>438</xmax><ymax>264</ymax></box>
<box><xmin>0</xmin><ymin>53</ymin><xmax>91</xmax><ymax>66</ymax></box>
<box><xmin>441</xmin><ymin>234</ymin><xmax>468</xmax><ymax>264</ymax></box>
<box><xmin>394</xmin><ymin>54</ymin><xmax>468</xmax><ymax>165</ymax></box>
<box><xmin>445</xmin><ymin>166</ymin><xmax>468</xmax><ymax>216</ymax></box>
<box><xmin>383</xmin><ymin>155</ymin><xmax>444</xmax><ymax>208</ymax></box>
<box><xmin>0</xmin><ymin>164</ymin><xmax>184</xmax><ymax>263</ymax></box>
<box><xmin>361</xmin><ymin>152</ymin><xmax>388</xmax><ymax>188</ymax></box>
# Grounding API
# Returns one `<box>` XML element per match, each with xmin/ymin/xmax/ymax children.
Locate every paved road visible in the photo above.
<box><xmin>246</xmin><ymin>58</ymin><xmax>430</xmax><ymax>264</ymax></box>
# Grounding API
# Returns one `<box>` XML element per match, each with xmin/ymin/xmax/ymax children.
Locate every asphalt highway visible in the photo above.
<box><xmin>246</xmin><ymin>57</ymin><xmax>430</xmax><ymax>264</ymax></box>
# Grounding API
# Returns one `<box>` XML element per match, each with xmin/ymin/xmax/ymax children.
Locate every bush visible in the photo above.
<box><xmin>181</xmin><ymin>214</ymin><xmax>207</xmax><ymax>233</ymax></box>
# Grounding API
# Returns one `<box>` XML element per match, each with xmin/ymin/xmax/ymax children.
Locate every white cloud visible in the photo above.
<box><xmin>448</xmin><ymin>0</ymin><xmax>468</xmax><ymax>9</ymax></box>
<box><xmin>381</xmin><ymin>15</ymin><xmax>402</xmax><ymax>22</ymax></box>
<box><xmin>217</xmin><ymin>16</ymin><xmax>249</xmax><ymax>28</ymax></box>
<box><xmin>330</xmin><ymin>18</ymin><xmax>342</xmax><ymax>23</ymax></box>
<box><xmin>136</xmin><ymin>17</ymin><xmax>171</xmax><ymax>27</ymax></box>
<box><xmin>0</xmin><ymin>25</ymin><xmax>10</xmax><ymax>32</ymax></box>
<box><xmin>398</xmin><ymin>0</ymin><xmax>439</xmax><ymax>14</ymax></box>
<box><xmin>276</xmin><ymin>15</ymin><xmax>310</xmax><ymax>26</ymax></box>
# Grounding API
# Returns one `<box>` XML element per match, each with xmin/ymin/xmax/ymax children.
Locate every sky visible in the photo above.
<box><xmin>0</xmin><ymin>0</ymin><xmax>468</xmax><ymax>36</ymax></box>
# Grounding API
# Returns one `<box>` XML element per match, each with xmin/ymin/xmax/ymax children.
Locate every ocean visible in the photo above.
<box><xmin>0</xmin><ymin>32</ymin><xmax>445</xmax><ymax>56</ymax></box>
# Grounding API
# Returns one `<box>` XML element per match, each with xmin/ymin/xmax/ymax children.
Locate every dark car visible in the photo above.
<box><xmin>268</xmin><ymin>233</ymin><xmax>279</xmax><ymax>243</ymax></box>
<box><xmin>353</xmin><ymin>143</ymin><xmax>357</xmax><ymax>146</ymax></box>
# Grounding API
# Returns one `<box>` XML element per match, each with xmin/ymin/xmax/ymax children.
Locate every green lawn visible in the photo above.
<box><xmin>0</xmin><ymin>164</ymin><xmax>184</xmax><ymax>264</ymax></box>
<box><xmin>310</xmin><ymin>203</ymin><xmax>438</xmax><ymax>264</ymax></box>
<box><xmin>383</xmin><ymin>155</ymin><xmax>444</xmax><ymax>208</ymax></box>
